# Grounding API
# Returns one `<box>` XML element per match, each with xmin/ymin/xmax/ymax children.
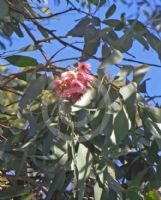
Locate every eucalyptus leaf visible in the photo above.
<box><xmin>0</xmin><ymin>186</ymin><xmax>30</xmax><ymax>199</ymax></box>
<box><xmin>114</xmin><ymin>108</ymin><xmax>129</xmax><ymax>143</ymax></box>
<box><xmin>81</xmin><ymin>25</ymin><xmax>100</xmax><ymax>60</ymax></box>
<box><xmin>76</xmin><ymin>143</ymin><xmax>93</xmax><ymax>187</ymax></box>
<box><xmin>105</xmin><ymin>4</ymin><xmax>117</xmax><ymax>18</ymax></box>
<box><xmin>0</xmin><ymin>0</ymin><xmax>8</xmax><ymax>19</ymax></box>
<box><xmin>67</xmin><ymin>18</ymin><xmax>90</xmax><ymax>37</ymax></box>
<box><xmin>19</xmin><ymin>75</ymin><xmax>47</xmax><ymax>108</ymax></box>
<box><xmin>5</xmin><ymin>55</ymin><xmax>38</xmax><ymax>67</ymax></box>
<box><xmin>133</xmin><ymin>64</ymin><xmax>149</xmax><ymax>83</ymax></box>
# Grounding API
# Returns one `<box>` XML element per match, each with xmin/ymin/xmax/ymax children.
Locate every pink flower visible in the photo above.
<box><xmin>77</xmin><ymin>62</ymin><xmax>91</xmax><ymax>74</ymax></box>
<box><xmin>53</xmin><ymin>62</ymin><xmax>95</xmax><ymax>102</ymax></box>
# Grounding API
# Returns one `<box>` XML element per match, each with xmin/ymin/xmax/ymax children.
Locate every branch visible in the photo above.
<box><xmin>0</xmin><ymin>85</ymin><xmax>23</xmax><ymax>96</ymax></box>
<box><xmin>21</xmin><ymin>23</ymin><xmax>49</xmax><ymax>62</ymax></box>
<box><xmin>123</xmin><ymin>58</ymin><xmax>161</xmax><ymax>68</ymax></box>
<box><xmin>27</xmin><ymin>7</ymin><xmax>76</xmax><ymax>19</ymax></box>
<box><xmin>8</xmin><ymin>2</ymin><xmax>102</xmax><ymax>62</ymax></box>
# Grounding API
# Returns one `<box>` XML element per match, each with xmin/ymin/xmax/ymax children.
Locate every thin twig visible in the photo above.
<box><xmin>21</xmin><ymin>23</ymin><xmax>49</xmax><ymax>62</ymax></box>
<box><xmin>123</xmin><ymin>58</ymin><xmax>161</xmax><ymax>68</ymax></box>
<box><xmin>0</xmin><ymin>86</ymin><xmax>23</xmax><ymax>96</ymax></box>
<box><xmin>27</xmin><ymin>7</ymin><xmax>75</xmax><ymax>19</ymax></box>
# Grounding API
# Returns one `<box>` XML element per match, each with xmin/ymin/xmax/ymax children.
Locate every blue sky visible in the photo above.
<box><xmin>0</xmin><ymin>0</ymin><xmax>161</xmax><ymax>103</ymax></box>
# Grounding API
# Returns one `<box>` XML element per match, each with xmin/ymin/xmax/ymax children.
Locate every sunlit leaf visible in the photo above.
<box><xmin>76</xmin><ymin>143</ymin><xmax>93</xmax><ymax>187</ymax></box>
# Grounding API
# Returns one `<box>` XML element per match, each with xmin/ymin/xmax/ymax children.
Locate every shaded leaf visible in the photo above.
<box><xmin>0</xmin><ymin>0</ymin><xmax>8</xmax><ymax>19</ymax></box>
<box><xmin>67</xmin><ymin>18</ymin><xmax>90</xmax><ymax>37</ymax></box>
<box><xmin>19</xmin><ymin>75</ymin><xmax>47</xmax><ymax>108</ymax></box>
<box><xmin>111</xmin><ymin>31</ymin><xmax>133</xmax><ymax>52</ymax></box>
<box><xmin>114</xmin><ymin>108</ymin><xmax>129</xmax><ymax>143</ymax></box>
<box><xmin>105</xmin><ymin>4</ymin><xmax>117</xmax><ymax>18</ymax></box>
<box><xmin>81</xmin><ymin>25</ymin><xmax>100</xmax><ymax>60</ymax></box>
<box><xmin>0</xmin><ymin>186</ymin><xmax>30</xmax><ymax>199</ymax></box>
<box><xmin>103</xmin><ymin>19</ymin><xmax>121</xmax><ymax>27</ymax></box>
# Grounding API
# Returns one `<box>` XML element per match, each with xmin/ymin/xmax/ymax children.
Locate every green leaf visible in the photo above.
<box><xmin>146</xmin><ymin>32</ymin><xmax>160</xmax><ymax>51</ymax></box>
<box><xmin>19</xmin><ymin>75</ymin><xmax>47</xmax><ymax>108</ymax></box>
<box><xmin>144</xmin><ymin>107</ymin><xmax>161</xmax><ymax>123</ymax></box>
<box><xmin>0</xmin><ymin>186</ymin><xmax>30</xmax><ymax>199</ymax></box>
<box><xmin>5</xmin><ymin>55</ymin><xmax>38</xmax><ymax>67</ymax></box>
<box><xmin>103</xmin><ymin>19</ymin><xmax>121</xmax><ymax>27</ymax></box>
<box><xmin>94</xmin><ymin>181</ymin><xmax>104</xmax><ymax>200</ymax></box>
<box><xmin>19</xmin><ymin>44</ymin><xmax>40</xmax><ymax>52</ymax></box>
<box><xmin>119</xmin><ymin>82</ymin><xmax>137</xmax><ymax>101</ymax></box>
<box><xmin>114</xmin><ymin>108</ymin><xmax>129</xmax><ymax>143</ymax></box>
<box><xmin>133</xmin><ymin>64</ymin><xmax>149</xmax><ymax>83</ymax></box>
<box><xmin>116</xmin><ymin>65</ymin><xmax>133</xmax><ymax>80</ymax></box>
<box><xmin>89</xmin><ymin>0</ymin><xmax>106</xmax><ymax>7</ymax></box>
<box><xmin>134</xmin><ymin>34</ymin><xmax>149</xmax><ymax>50</ymax></box>
<box><xmin>67</xmin><ymin>18</ymin><xmax>90</xmax><ymax>37</ymax></box>
<box><xmin>76</xmin><ymin>143</ymin><xmax>93</xmax><ymax>187</ymax></box>
<box><xmin>144</xmin><ymin>190</ymin><xmax>160</xmax><ymax>200</ymax></box>
<box><xmin>81</xmin><ymin>25</ymin><xmax>100</xmax><ymax>60</ymax></box>
<box><xmin>99</xmin><ymin>49</ymin><xmax>122</xmax><ymax>69</ymax></box>
<box><xmin>128</xmin><ymin>19</ymin><xmax>147</xmax><ymax>34</ymax></box>
<box><xmin>102</xmin><ymin>43</ymin><xmax>111</xmax><ymax>59</ymax></box>
<box><xmin>46</xmin><ymin>169</ymin><xmax>65</xmax><ymax>200</ymax></box>
<box><xmin>0</xmin><ymin>0</ymin><xmax>8</xmax><ymax>19</ymax></box>
<box><xmin>111</xmin><ymin>31</ymin><xmax>133</xmax><ymax>52</ymax></box>
<box><xmin>105</xmin><ymin>4</ymin><xmax>117</xmax><ymax>18</ymax></box>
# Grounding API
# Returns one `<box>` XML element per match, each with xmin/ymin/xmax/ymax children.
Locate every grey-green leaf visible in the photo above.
<box><xmin>67</xmin><ymin>18</ymin><xmax>90</xmax><ymax>37</ymax></box>
<box><xmin>111</xmin><ymin>31</ymin><xmax>133</xmax><ymax>52</ymax></box>
<box><xmin>19</xmin><ymin>75</ymin><xmax>47</xmax><ymax>108</ymax></box>
<box><xmin>76</xmin><ymin>143</ymin><xmax>93</xmax><ymax>187</ymax></box>
<box><xmin>119</xmin><ymin>82</ymin><xmax>137</xmax><ymax>101</ymax></box>
<box><xmin>114</xmin><ymin>108</ymin><xmax>129</xmax><ymax>143</ymax></box>
<box><xmin>81</xmin><ymin>25</ymin><xmax>100</xmax><ymax>60</ymax></box>
<box><xmin>0</xmin><ymin>0</ymin><xmax>8</xmax><ymax>19</ymax></box>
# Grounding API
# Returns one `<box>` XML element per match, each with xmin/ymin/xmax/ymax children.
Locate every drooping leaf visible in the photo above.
<box><xmin>0</xmin><ymin>0</ymin><xmax>8</xmax><ymax>19</ymax></box>
<box><xmin>114</xmin><ymin>108</ymin><xmax>129</xmax><ymax>143</ymax></box>
<box><xmin>19</xmin><ymin>75</ymin><xmax>47</xmax><ymax>108</ymax></box>
<box><xmin>46</xmin><ymin>169</ymin><xmax>65</xmax><ymax>200</ymax></box>
<box><xmin>81</xmin><ymin>25</ymin><xmax>100</xmax><ymax>60</ymax></box>
<box><xmin>76</xmin><ymin>143</ymin><xmax>93</xmax><ymax>187</ymax></box>
<box><xmin>144</xmin><ymin>107</ymin><xmax>161</xmax><ymax>123</ymax></box>
<box><xmin>5</xmin><ymin>55</ymin><xmax>38</xmax><ymax>67</ymax></box>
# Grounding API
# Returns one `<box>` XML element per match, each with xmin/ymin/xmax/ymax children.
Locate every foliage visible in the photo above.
<box><xmin>0</xmin><ymin>0</ymin><xmax>161</xmax><ymax>199</ymax></box>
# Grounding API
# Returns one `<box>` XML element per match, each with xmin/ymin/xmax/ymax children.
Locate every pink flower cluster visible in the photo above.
<box><xmin>53</xmin><ymin>63</ymin><xmax>95</xmax><ymax>102</ymax></box>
